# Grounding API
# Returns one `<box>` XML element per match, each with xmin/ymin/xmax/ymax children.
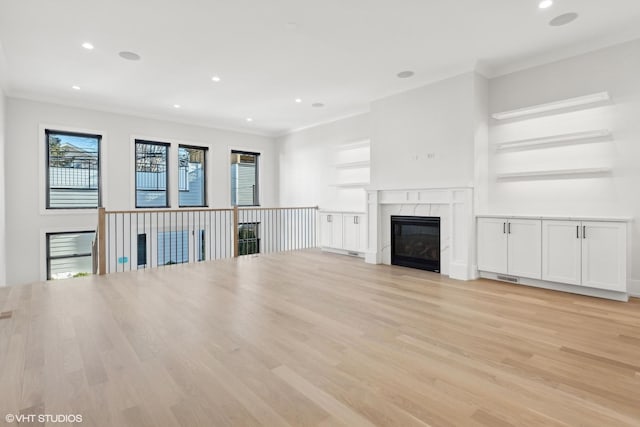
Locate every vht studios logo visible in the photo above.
<box><xmin>5</xmin><ymin>413</ymin><xmax>83</xmax><ymax>423</ymax></box>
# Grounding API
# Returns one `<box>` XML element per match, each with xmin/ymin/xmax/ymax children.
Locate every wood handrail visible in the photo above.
<box><xmin>102</xmin><ymin>206</ymin><xmax>319</xmax><ymax>214</ymax></box>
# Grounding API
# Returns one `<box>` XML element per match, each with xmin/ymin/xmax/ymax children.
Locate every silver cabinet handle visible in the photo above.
<box><xmin>503</xmin><ymin>222</ymin><xmax>506</xmax><ymax>234</ymax></box>
<box><xmin>576</xmin><ymin>225</ymin><xmax>580</xmax><ymax>239</ymax></box>
<box><xmin>583</xmin><ymin>225</ymin><xmax>586</xmax><ymax>239</ymax></box>
<box><xmin>508</xmin><ymin>223</ymin><xmax>511</xmax><ymax>234</ymax></box>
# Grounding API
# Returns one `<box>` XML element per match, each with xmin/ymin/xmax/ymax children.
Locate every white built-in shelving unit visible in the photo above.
<box><xmin>332</xmin><ymin>139</ymin><xmax>371</xmax><ymax>188</ymax></box>
<box><xmin>492</xmin><ymin>91</ymin><xmax>613</xmax><ymax>181</ymax></box>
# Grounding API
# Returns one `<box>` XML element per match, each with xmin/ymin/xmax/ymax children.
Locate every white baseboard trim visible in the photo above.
<box><xmin>320</xmin><ymin>247</ymin><xmax>365</xmax><ymax>259</ymax></box>
<box><xmin>449</xmin><ymin>262</ymin><xmax>472</xmax><ymax>281</ymax></box>
<box><xmin>479</xmin><ymin>271</ymin><xmax>629</xmax><ymax>302</ymax></box>
<box><xmin>364</xmin><ymin>251</ymin><xmax>380</xmax><ymax>264</ymax></box>
<box><xmin>628</xmin><ymin>279</ymin><xmax>640</xmax><ymax>298</ymax></box>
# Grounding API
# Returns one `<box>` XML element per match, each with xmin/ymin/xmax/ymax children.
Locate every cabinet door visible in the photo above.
<box><xmin>542</xmin><ymin>220</ymin><xmax>581</xmax><ymax>285</ymax></box>
<box><xmin>581</xmin><ymin>222</ymin><xmax>627</xmax><ymax>292</ymax></box>
<box><xmin>477</xmin><ymin>218</ymin><xmax>508</xmax><ymax>274</ymax></box>
<box><xmin>331</xmin><ymin>214</ymin><xmax>344</xmax><ymax>249</ymax></box>
<box><xmin>507</xmin><ymin>219</ymin><xmax>542</xmax><ymax>280</ymax></box>
<box><xmin>342</xmin><ymin>215</ymin><xmax>358</xmax><ymax>251</ymax></box>
<box><xmin>319</xmin><ymin>214</ymin><xmax>334</xmax><ymax>248</ymax></box>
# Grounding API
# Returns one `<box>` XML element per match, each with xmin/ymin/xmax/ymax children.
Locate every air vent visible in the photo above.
<box><xmin>497</xmin><ymin>275</ymin><xmax>519</xmax><ymax>283</ymax></box>
<box><xmin>0</xmin><ymin>311</ymin><xmax>13</xmax><ymax>320</ymax></box>
<box><xmin>347</xmin><ymin>251</ymin><xmax>360</xmax><ymax>257</ymax></box>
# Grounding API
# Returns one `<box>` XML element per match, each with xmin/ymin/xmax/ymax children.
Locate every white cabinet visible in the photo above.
<box><xmin>507</xmin><ymin>219</ymin><xmax>542</xmax><ymax>279</ymax></box>
<box><xmin>319</xmin><ymin>211</ymin><xmax>366</xmax><ymax>254</ymax></box>
<box><xmin>477</xmin><ymin>217</ymin><xmax>508</xmax><ymax>274</ymax></box>
<box><xmin>581</xmin><ymin>222</ymin><xmax>626</xmax><ymax>291</ymax></box>
<box><xmin>542</xmin><ymin>220</ymin><xmax>582</xmax><ymax>285</ymax></box>
<box><xmin>477</xmin><ymin>217</ymin><xmax>541</xmax><ymax>279</ymax></box>
<box><xmin>319</xmin><ymin>212</ymin><xmax>343</xmax><ymax>249</ymax></box>
<box><xmin>542</xmin><ymin>220</ymin><xmax>626</xmax><ymax>292</ymax></box>
<box><xmin>343</xmin><ymin>214</ymin><xmax>367</xmax><ymax>252</ymax></box>
<box><xmin>479</xmin><ymin>216</ymin><xmax>628</xmax><ymax>298</ymax></box>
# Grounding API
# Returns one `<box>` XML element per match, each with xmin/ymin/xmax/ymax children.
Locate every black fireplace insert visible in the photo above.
<box><xmin>391</xmin><ymin>216</ymin><xmax>440</xmax><ymax>272</ymax></box>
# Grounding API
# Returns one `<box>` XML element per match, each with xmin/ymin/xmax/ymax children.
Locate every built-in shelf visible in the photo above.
<box><xmin>496</xmin><ymin>129</ymin><xmax>611</xmax><ymax>151</ymax></box>
<box><xmin>339</xmin><ymin>140</ymin><xmax>370</xmax><ymax>150</ymax></box>
<box><xmin>496</xmin><ymin>167</ymin><xmax>612</xmax><ymax>181</ymax></box>
<box><xmin>492</xmin><ymin>91</ymin><xmax>610</xmax><ymax>120</ymax></box>
<box><xmin>334</xmin><ymin>160</ymin><xmax>371</xmax><ymax>169</ymax></box>
<box><xmin>331</xmin><ymin>182</ymin><xmax>370</xmax><ymax>188</ymax></box>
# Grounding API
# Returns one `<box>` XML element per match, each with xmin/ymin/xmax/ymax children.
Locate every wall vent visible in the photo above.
<box><xmin>0</xmin><ymin>311</ymin><xmax>13</xmax><ymax>320</ymax></box>
<box><xmin>497</xmin><ymin>275</ymin><xmax>519</xmax><ymax>283</ymax></box>
<box><xmin>347</xmin><ymin>251</ymin><xmax>360</xmax><ymax>257</ymax></box>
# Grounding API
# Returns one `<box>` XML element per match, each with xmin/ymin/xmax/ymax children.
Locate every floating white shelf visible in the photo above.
<box><xmin>339</xmin><ymin>140</ymin><xmax>370</xmax><ymax>150</ymax></box>
<box><xmin>496</xmin><ymin>129</ymin><xmax>611</xmax><ymax>151</ymax></box>
<box><xmin>331</xmin><ymin>182</ymin><xmax>370</xmax><ymax>188</ymax></box>
<box><xmin>496</xmin><ymin>167</ymin><xmax>612</xmax><ymax>180</ymax></box>
<box><xmin>492</xmin><ymin>92</ymin><xmax>610</xmax><ymax>120</ymax></box>
<box><xmin>334</xmin><ymin>160</ymin><xmax>371</xmax><ymax>169</ymax></box>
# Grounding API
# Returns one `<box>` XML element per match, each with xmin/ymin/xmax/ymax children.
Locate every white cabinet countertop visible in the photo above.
<box><xmin>476</xmin><ymin>214</ymin><xmax>632</xmax><ymax>223</ymax></box>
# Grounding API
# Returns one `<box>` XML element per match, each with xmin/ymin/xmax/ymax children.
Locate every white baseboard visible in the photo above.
<box><xmin>628</xmin><ymin>279</ymin><xmax>640</xmax><ymax>298</ymax></box>
<box><xmin>449</xmin><ymin>262</ymin><xmax>472</xmax><ymax>281</ymax></box>
<box><xmin>479</xmin><ymin>271</ymin><xmax>629</xmax><ymax>302</ymax></box>
<box><xmin>320</xmin><ymin>247</ymin><xmax>365</xmax><ymax>259</ymax></box>
<box><xmin>364</xmin><ymin>251</ymin><xmax>380</xmax><ymax>264</ymax></box>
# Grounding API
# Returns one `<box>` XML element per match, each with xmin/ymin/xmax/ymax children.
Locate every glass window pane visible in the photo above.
<box><xmin>179</xmin><ymin>146</ymin><xmax>206</xmax><ymax>207</ymax></box>
<box><xmin>47</xmin><ymin>131</ymin><xmax>100</xmax><ymax>209</ymax></box>
<box><xmin>231</xmin><ymin>151</ymin><xmax>259</xmax><ymax>206</ymax></box>
<box><xmin>47</xmin><ymin>231</ymin><xmax>94</xmax><ymax>280</ymax></box>
<box><xmin>157</xmin><ymin>230</ymin><xmax>189</xmax><ymax>266</ymax></box>
<box><xmin>136</xmin><ymin>141</ymin><xmax>168</xmax><ymax>207</ymax></box>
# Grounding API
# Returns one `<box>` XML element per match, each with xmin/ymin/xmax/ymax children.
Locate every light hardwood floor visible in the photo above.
<box><xmin>1</xmin><ymin>249</ymin><xmax>639</xmax><ymax>426</ymax></box>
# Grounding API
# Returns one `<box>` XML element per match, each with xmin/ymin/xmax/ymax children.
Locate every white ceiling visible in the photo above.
<box><xmin>1</xmin><ymin>0</ymin><xmax>640</xmax><ymax>137</ymax></box>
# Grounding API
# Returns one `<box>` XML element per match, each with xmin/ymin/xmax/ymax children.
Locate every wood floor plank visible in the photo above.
<box><xmin>0</xmin><ymin>249</ymin><xmax>639</xmax><ymax>426</ymax></box>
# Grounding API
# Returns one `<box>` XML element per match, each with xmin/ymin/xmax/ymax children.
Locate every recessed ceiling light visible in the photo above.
<box><xmin>173</xmin><ymin>104</ymin><xmax>181</xmax><ymax>109</ymax></box>
<box><xmin>246</xmin><ymin>118</ymin><xmax>253</xmax><ymax>122</ymax></box>
<box><xmin>295</xmin><ymin>98</ymin><xmax>302</xmax><ymax>103</ymax></box>
<box><xmin>397</xmin><ymin>70</ymin><xmax>415</xmax><ymax>79</ymax></box>
<box><xmin>550</xmin><ymin>12</ymin><xmax>579</xmax><ymax>26</ymax></box>
<box><xmin>538</xmin><ymin>0</ymin><xmax>553</xmax><ymax>9</ymax></box>
<box><xmin>312</xmin><ymin>102</ymin><xmax>325</xmax><ymax>108</ymax></box>
<box><xmin>72</xmin><ymin>85</ymin><xmax>81</xmax><ymax>90</ymax></box>
<box><xmin>119</xmin><ymin>51</ymin><xmax>141</xmax><ymax>61</ymax></box>
<box><xmin>81</xmin><ymin>42</ymin><xmax>94</xmax><ymax>50</ymax></box>
<box><xmin>211</xmin><ymin>75</ymin><xmax>221</xmax><ymax>82</ymax></box>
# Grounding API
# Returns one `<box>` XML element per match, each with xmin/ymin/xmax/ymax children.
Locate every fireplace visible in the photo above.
<box><xmin>391</xmin><ymin>216</ymin><xmax>441</xmax><ymax>272</ymax></box>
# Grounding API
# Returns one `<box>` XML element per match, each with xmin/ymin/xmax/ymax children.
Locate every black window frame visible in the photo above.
<box><xmin>178</xmin><ymin>144</ymin><xmax>208</xmax><ymax>208</ymax></box>
<box><xmin>46</xmin><ymin>230</ymin><xmax>94</xmax><ymax>280</ymax></box>
<box><xmin>231</xmin><ymin>149</ymin><xmax>260</xmax><ymax>207</ymax></box>
<box><xmin>45</xmin><ymin>129</ymin><xmax>102</xmax><ymax>210</ymax></box>
<box><xmin>135</xmin><ymin>140</ymin><xmax>171</xmax><ymax>209</ymax></box>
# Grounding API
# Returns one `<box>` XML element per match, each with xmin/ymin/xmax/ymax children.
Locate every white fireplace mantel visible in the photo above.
<box><xmin>365</xmin><ymin>187</ymin><xmax>476</xmax><ymax>281</ymax></box>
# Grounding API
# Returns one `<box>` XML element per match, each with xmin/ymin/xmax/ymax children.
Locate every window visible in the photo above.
<box><xmin>136</xmin><ymin>140</ymin><xmax>169</xmax><ymax>208</ymax></box>
<box><xmin>231</xmin><ymin>150</ymin><xmax>259</xmax><ymax>206</ymax></box>
<box><xmin>238</xmin><ymin>223</ymin><xmax>260</xmax><ymax>255</ymax></box>
<box><xmin>157</xmin><ymin>230</ymin><xmax>189</xmax><ymax>266</ymax></box>
<box><xmin>137</xmin><ymin>234</ymin><xmax>147</xmax><ymax>267</ymax></box>
<box><xmin>46</xmin><ymin>231</ymin><xmax>94</xmax><ymax>280</ymax></box>
<box><xmin>179</xmin><ymin>145</ymin><xmax>207</xmax><ymax>207</ymax></box>
<box><xmin>46</xmin><ymin>130</ymin><xmax>101</xmax><ymax>209</ymax></box>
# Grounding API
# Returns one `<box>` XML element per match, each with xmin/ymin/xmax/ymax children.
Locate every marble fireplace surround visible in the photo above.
<box><xmin>365</xmin><ymin>188</ymin><xmax>476</xmax><ymax>281</ymax></box>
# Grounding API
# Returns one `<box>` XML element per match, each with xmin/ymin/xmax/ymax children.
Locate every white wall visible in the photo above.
<box><xmin>277</xmin><ymin>113</ymin><xmax>370</xmax><ymax>212</ymax></box>
<box><xmin>4</xmin><ymin>98</ymin><xmax>277</xmax><ymax>285</ymax></box>
<box><xmin>370</xmin><ymin>72</ymin><xmax>477</xmax><ymax>190</ymax></box>
<box><xmin>0</xmin><ymin>86</ymin><xmax>6</xmax><ymax>286</ymax></box>
<box><xmin>488</xmin><ymin>39</ymin><xmax>640</xmax><ymax>295</ymax></box>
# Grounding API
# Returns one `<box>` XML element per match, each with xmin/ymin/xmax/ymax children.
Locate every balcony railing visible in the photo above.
<box><xmin>94</xmin><ymin>206</ymin><xmax>318</xmax><ymax>274</ymax></box>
